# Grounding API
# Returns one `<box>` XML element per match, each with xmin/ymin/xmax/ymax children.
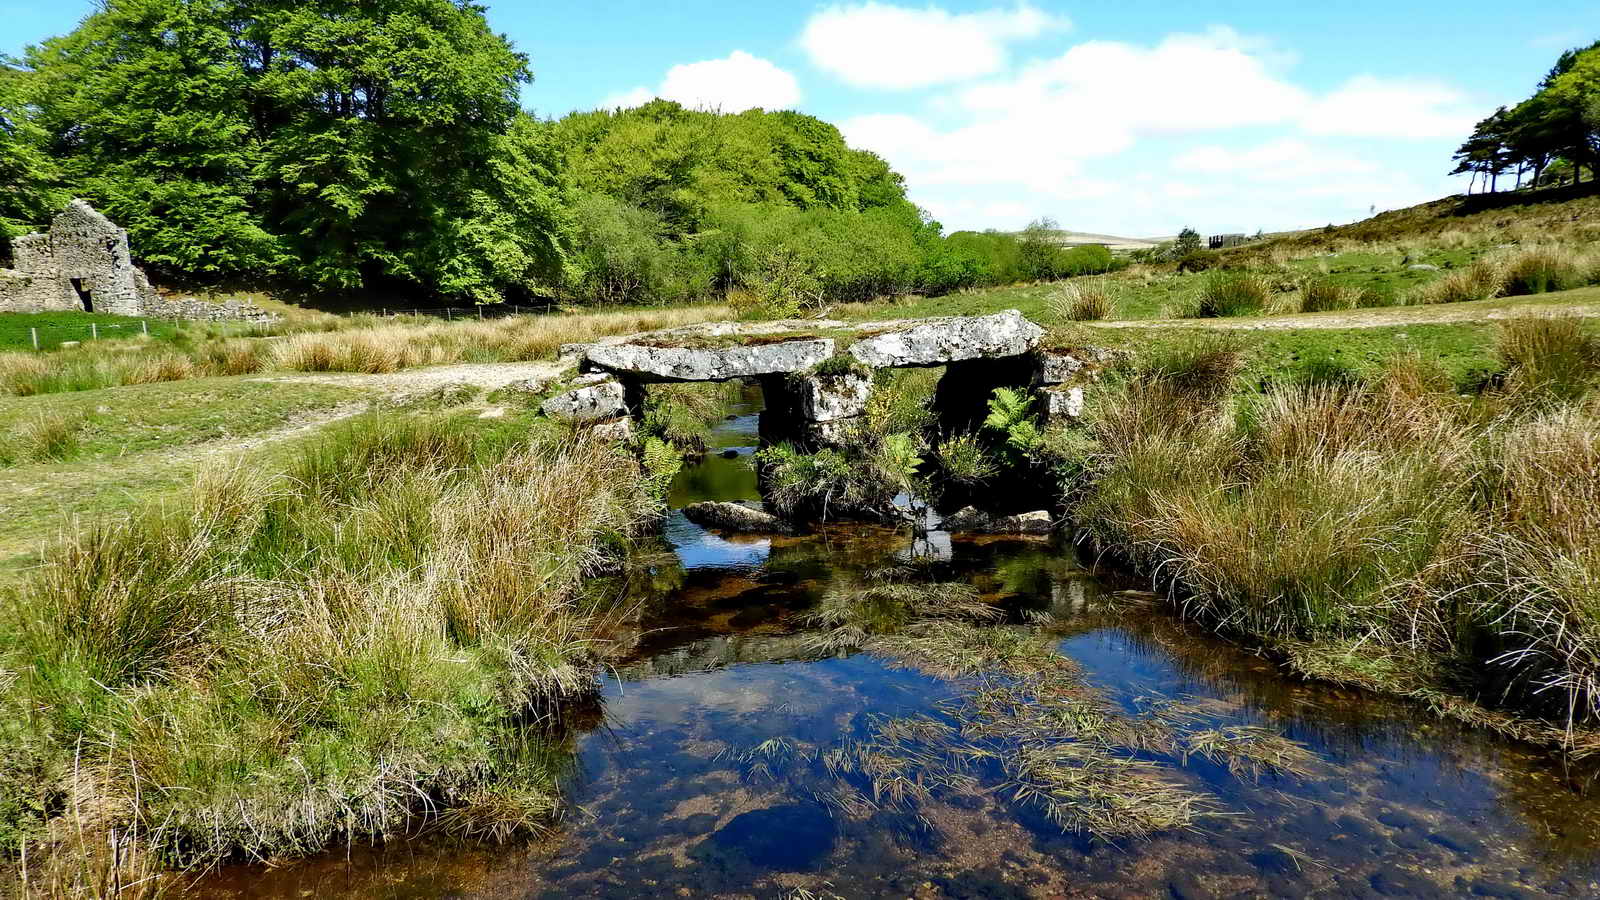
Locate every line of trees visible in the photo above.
<box><xmin>1451</xmin><ymin>40</ymin><xmax>1600</xmax><ymax>193</ymax></box>
<box><xmin>0</xmin><ymin>0</ymin><xmax>1116</xmax><ymax>307</ymax></box>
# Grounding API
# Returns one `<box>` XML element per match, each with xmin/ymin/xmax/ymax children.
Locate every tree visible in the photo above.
<box><xmin>22</xmin><ymin>0</ymin><xmax>562</xmax><ymax>300</ymax></box>
<box><xmin>1173</xmin><ymin>227</ymin><xmax>1202</xmax><ymax>256</ymax></box>
<box><xmin>0</xmin><ymin>60</ymin><xmax>65</xmax><ymax>241</ymax></box>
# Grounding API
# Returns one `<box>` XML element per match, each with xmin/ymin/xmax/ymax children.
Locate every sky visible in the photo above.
<box><xmin>6</xmin><ymin>1</ymin><xmax>1600</xmax><ymax>237</ymax></box>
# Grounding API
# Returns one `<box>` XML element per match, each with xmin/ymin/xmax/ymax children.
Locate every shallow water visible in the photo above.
<box><xmin>204</xmin><ymin>390</ymin><xmax>1600</xmax><ymax>899</ymax></box>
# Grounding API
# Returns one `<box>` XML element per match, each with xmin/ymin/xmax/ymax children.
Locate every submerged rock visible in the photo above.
<box><xmin>848</xmin><ymin>309</ymin><xmax>1043</xmax><ymax>368</ymax></box>
<box><xmin>702</xmin><ymin>803</ymin><xmax>836</xmax><ymax>871</ymax></box>
<box><xmin>939</xmin><ymin>506</ymin><xmax>1053</xmax><ymax>535</ymax></box>
<box><xmin>586</xmin><ymin>338</ymin><xmax>834</xmax><ymax>382</ymax></box>
<box><xmin>683</xmin><ymin>500</ymin><xmax>795</xmax><ymax>535</ymax></box>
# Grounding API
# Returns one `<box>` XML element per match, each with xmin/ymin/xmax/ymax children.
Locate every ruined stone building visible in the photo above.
<box><xmin>0</xmin><ymin>200</ymin><xmax>274</xmax><ymax>322</ymax></box>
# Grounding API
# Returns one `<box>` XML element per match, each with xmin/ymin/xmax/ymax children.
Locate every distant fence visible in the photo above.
<box><xmin>359</xmin><ymin>302</ymin><xmax>557</xmax><ymax>320</ymax></box>
<box><xmin>9</xmin><ymin>319</ymin><xmax>167</xmax><ymax>351</ymax></box>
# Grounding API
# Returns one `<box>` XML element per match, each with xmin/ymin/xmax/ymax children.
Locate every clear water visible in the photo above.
<box><xmin>202</xmin><ymin>388</ymin><xmax>1600</xmax><ymax>899</ymax></box>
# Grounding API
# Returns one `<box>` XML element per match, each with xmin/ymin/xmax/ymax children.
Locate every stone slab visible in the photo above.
<box><xmin>848</xmin><ymin>310</ymin><xmax>1043</xmax><ymax>368</ymax></box>
<box><xmin>586</xmin><ymin>338</ymin><xmax>835</xmax><ymax>382</ymax></box>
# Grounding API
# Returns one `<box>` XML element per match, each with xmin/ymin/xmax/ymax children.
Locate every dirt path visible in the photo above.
<box><xmin>253</xmin><ymin>360</ymin><xmax>568</xmax><ymax>393</ymax></box>
<box><xmin>1084</xmin><ymin>296</ymin><xmax>1600</xmax><ymax>331</ymax></box>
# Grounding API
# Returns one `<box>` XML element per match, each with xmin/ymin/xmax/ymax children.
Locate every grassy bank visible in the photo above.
<box><xmin>1054</xmin><ymin>314</ymin><xmax>1600</xmax><ymax>743</ymax></box>
<box><xmin>0</xmin><ymin>408</ymin><xmax>661</xmax><ymax>890</ymax></box>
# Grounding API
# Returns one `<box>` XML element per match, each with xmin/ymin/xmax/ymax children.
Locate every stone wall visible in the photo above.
<box><xmin>0</xmin><ymin>200</ymin><xmax>276</xmax><ymax>323</ymax></box>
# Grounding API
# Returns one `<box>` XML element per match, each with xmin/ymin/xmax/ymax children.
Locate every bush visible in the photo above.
<box><xmin>1175</xmin><ymin>250</ymin><xmax>1221</xmax><ymax>273</ymax></box>
<box><xmin>936</xmin><ymin>431</ymin><xmax>999</xmax><ymax>486</ymax></box>
<box><xmin>1192</xmin><ymin>270</ymin><xmax>1270</xmax><ymax>318</ymax></box>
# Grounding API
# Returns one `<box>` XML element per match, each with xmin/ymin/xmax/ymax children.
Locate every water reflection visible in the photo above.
<box><xmin>199</xmin><ymin>398</ymin><xmax>1600</xmax><ymax>899</ymax></box>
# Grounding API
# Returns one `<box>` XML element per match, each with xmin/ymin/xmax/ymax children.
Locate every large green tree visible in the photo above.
<box><xmin>0</xmin><ymin>60</ymin><xmax>67</xmax><ymax>241</ymax></box>
<box><xmin>22</xmin><ymin>0</ymin><xmax>565</xmax><ymax>300</ymax></box>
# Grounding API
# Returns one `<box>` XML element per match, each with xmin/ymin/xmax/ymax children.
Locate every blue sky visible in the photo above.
<box><xmin>6</xmin><ymin>1</ymin><xmax>1599</xmax><ymax>236</ymax></box>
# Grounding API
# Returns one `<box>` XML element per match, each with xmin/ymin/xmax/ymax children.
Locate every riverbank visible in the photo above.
<box><xmin>0</xmin><ymin>403</ymin><xmax>664</xmax><ymax>893</ymax></box>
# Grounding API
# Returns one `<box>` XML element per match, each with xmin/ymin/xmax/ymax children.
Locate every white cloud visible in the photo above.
<box><xmin>601</xmin><ymin>51</ymin><xmax>802</xmax><ymax>113</ymax></box>
<box><xmin>800</xmin><ymin>2</ymin><xmax>1067</xmax><ymax>90</ymax></box>
<box><xmin>836</xmin><ymin>26</ymin><xmax>1469</xmax><ymax>234</ymax></box>
<box><xmin>1172</xmin><ymin>138</ymin><xmax>1380</xmax><ymax>182</ymax></box>
<box><xmin>1300</xmin><ymin>76</ymin><xmax>1478</xmax><ymax>139</ymax></box>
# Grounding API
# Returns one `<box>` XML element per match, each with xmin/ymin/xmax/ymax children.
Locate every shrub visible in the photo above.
<box><xmin>1192</xmin><ymin>270</ymin><xmax>1269</xmax><ymax>318</ymax></box>
<box><xmin>1175</xmin><ymin>250</ymin><xmax>1220</xmax><ymax>273</ymax></box>
<box><xmin>936</xmin><ymin>431</ymin><xmax>998</xmax><ymax>486</ymax></box>
<box><xmin>1049</xmin><ymin>280</ymin><xmax>1115</xmax><ymax>321</ymax></box>
<box><xmin>1355</xmin><ymin>285</ymin><xmax>1397</xmax><ymax>308</ymax></box>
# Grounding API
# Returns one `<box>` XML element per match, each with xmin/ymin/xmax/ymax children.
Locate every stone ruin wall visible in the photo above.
<box><xmin>0</xmin><ymin>200</ymin><xmax>276</xmax><ymax>323</ymax></box>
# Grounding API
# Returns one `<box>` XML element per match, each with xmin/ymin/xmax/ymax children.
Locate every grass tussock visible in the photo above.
<box><xmin>1049</xmin><ymin>280</ymin><xmax>1116</xmax><ymax>321</ymax></box>
<box><xmin>1189</xmin><ymin>270</ymin><xmax>1270</xmax><ymax>318</ymax></box>
<box><xmin>0</xmin><ymin>413</ymin><xmax>661</xmax><ymax>876</ymax></box>
<box><xmin>1499</xmin><ymin>246</ymin><xmax>1592</xmax><ymax>297</ymax></box>
<box><xmin>0</xmin><ymin>409</ymin><xmax>84</xmax><ymax>467</ymax></box>
<box><xmin>1417</xmin><ymin>258</ymin><xmax>1503</xmax><ymax>304</ymax></box>
<box><xmin>1067</xmin><ymin>320</ymin><xmax>1600</xmax><ymax>734</ymax></box>
<box><xmin>1298</xmin><ymin>277</ymin><xmax>1352</xmax><ymax>313</ymax></box>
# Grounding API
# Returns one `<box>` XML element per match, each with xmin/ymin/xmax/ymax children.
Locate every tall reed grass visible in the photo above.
<box><xmin>1068</xmin><ymin>324</ymin><xmax>1600</xmax><ymax>733</ymax></box>
<box><xmin>0</xmin><ymin>412</ymin><xmax>660</xmax><ymax>879</ymax></box>
<box><xmin>1</xmin><ymin>306</ymin><xmax>729</xmax><ymax>397</ymax></box>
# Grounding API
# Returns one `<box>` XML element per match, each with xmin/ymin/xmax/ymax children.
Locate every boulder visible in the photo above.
<box><xmin>939</xmin><ymin>506</ymin><xmax>1053</xmax><ymax>535</ymax></box>
<box><xmin>590</xmin><ymin>417</ymin><xmax>635</xmax><ymax>441</ymax></box>
<box><xmin>1039</xmin><ymin>386</ymin><xmax>1085</xmax><ymax>422</ymax></box>
<box><xmin>1407</xmin><ymin>264</ymin><xmax>1439</xmax><ymax>272</ymax></box>
<box><xmin>797</xmin><ymin>373</ymin><xmax>872</xmax><ymax>422</ymax></box>
<box><xmin>541</xmin><ymin>379</ymin><xmax>628</xmax><ymax>422</ymax></box>
<box><xmin>683</xmin><ymin>500</ymin><xmax>795</xmax><ymax>535</ymax></box>
<box><xmin>848</xmin><ymin>310</ymin><xmax>1043</xmax><ymax>368</ymax></box>
<box><xmin>586</xmin><ymin>338</ymin><xmax>835</xmax><ymax>382</ymax></box>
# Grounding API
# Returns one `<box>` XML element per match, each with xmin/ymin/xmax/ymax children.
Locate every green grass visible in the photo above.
<box><xmin>0</xmin><ymin>377</ymin><xmax>373</xmax><ymax>572</ymax></box>
<box><xmin>0</xmin><ymin>311</ymin><xmax>185</xmax><ymax>351</ymax></box>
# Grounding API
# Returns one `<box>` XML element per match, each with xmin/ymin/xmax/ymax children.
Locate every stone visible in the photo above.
<box><xmin>541</xmin><ymin>379</ymin><xmax>628</xmax><ymax>422</ymax></box>
<box><xmin>1407</xmin><ymin>263</ymin><xmax>1439</xmax><ymax>271</ymax></box>
<box><xmin>1036</xmin><ymin>346</ymin><xmax>1117</xmax><ymax>385</ymax></box>
<box><xmin>1039</xmin><ymin>385</ymin><xmax>1084</xmax><ymax>422</ymax></box>
<box><xmin>796</xmin><ymin>372</ymin><xmax>871</xmax><ymax>422</ymax></box>
<box><xmin>590</xmin><ymin>417</ymin><xmax>634</xmax><ymax>441</ymax></box>
<box><xmin>682</xmin><ymin>500</ymin><xmax>795</xmax><ymax>535</ymax></box>
<box><xmin>586</xmin><ymin>338</ymin><xmax>835</xmax><ymax>382</ymax></box>
<box><xmin>805</xmin><ymin>418</ymin><xmax>862</xmax><ymax>448</ymax></box>
<box><xmin>848</xmin><ymin>309</ymin><xmax>1044</xmax><ymax>368</ymax></box>
<box><xmin>938</xmin><ymin>506</ymin><xmax>1053</xmax><ymax>535</ymax></box>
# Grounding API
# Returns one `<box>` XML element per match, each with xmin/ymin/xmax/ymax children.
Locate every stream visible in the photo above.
<box><xmin>205</xmin><ymin>386</ymin><xmax>1600</xmax><ymax>899</ymax></box>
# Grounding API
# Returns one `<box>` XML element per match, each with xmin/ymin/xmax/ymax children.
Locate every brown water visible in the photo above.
<box><xmin>201</xmin><ymin>390</ymin><xmax>1600</xmax><ymax>899</ymax></box>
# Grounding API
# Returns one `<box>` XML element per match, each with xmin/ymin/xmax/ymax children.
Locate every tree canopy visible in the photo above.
<box><xmin>3</xmin><ymin>0</ymin><xmax>1121</xmax><ymax>305</ymax></box>
<box><xmin>1451</xmin><ymin>40</ymin><xmax>1600</xmax><ymax>192</ymax></box>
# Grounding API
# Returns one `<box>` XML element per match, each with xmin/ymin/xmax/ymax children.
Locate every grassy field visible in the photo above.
<box><xmin>0</xmin><ymin>311</ymin><xmax>185</xmax><ymax>351</ymax></box>
<box><xmin>0</xmin><ymin>377</ymin><xmax>374</xmax><ymax>571</ymax></box>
